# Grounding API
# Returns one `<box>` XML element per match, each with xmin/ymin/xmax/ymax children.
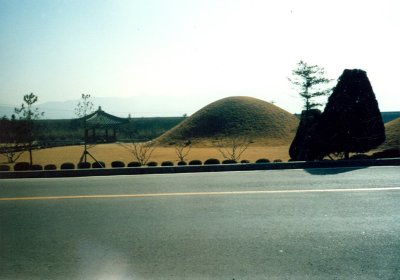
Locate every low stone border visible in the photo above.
<box><xmin>1</xmin><ymin>158</ymin><xmax>399</xmax><ymax>179</ymax></box>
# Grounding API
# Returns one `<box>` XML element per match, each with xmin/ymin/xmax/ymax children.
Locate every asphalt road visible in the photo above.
<box><xmin>1</xmin><ymin>166</ymin><xmax>400</xmax><ymax>279</ymax></box>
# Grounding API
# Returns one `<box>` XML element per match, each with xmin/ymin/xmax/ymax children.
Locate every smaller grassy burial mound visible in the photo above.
<box><xmin>157</xmin><ymin>96</ymin><xmax>299</xmax><ymax>146</ymax></box>
<box><xmin>380</xmin><ymin>117</ymin><xmax>400</xmax><ymax>150</ymax></box>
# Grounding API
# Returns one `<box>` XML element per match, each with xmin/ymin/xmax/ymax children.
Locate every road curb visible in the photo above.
<box><xmin>1</xmin><ymin>158</ymin><xmax>399</xmax><ymax>179</ymax></box>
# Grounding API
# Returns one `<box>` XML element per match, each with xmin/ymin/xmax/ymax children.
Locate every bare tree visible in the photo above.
<box><xmin>75</xmin><ymin>94</ymin><xmax>95</xmax><ymax>163</ymax></box>
<box><xmin>119</xmin><ymin>141</ymin><xmax>157</xmax><ymax>165</ymax></box>
<box><xmin>214</xmin><ymin>136</ymin><xmax>251</xmax><ymax>162</ymax></box>
<box><xmin>75</xmin><ymin>94</ymin><xmax>94</xmax><ymax>119</ymax></box>
<box><xmin>14</xmin><ymin>93</ymin><xmax>44</xmax><ymax>166</ymax></box>
<box><xmin>175</xmin><ymin>140</ymin><xmax>192</xmax><ymax>162</ymax></box>
<box><xmin>0</xmin><ymin>146</ymin><xmax>24</xmax><ymax>163</ymax></box>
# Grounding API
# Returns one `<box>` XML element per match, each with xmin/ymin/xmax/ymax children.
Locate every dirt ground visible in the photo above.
<box><xmin>2</xmin><ymin>143</ymin><xmax>291</xmax><ymax>168</ymax></box>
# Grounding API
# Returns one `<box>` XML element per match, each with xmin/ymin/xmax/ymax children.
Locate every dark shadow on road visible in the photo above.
<box><xmin>305</xmin><ymin>166</ymin><xmax>368</xmax><ymax>175</ymax></box>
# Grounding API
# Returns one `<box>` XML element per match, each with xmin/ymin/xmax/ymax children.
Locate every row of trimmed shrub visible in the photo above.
<box><xmin>1</xmin><ymin>158</ymin><xmax>283</xmax><ymax>172</ymax></box>
<box><xmin>2</xmin><ymin>148</ymin><xmax>399</xmax><ymax>172</ymax></box>
<box><xmin>350</xmin><ymin>148</ymin><xmax>400</xmax><ymax>160</ymax></box>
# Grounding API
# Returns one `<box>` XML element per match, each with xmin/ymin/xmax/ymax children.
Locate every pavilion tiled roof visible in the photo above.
<box><xmin>84</xmin><ymin>107</ymin><xmax>129</xmax><ymax>127</ymax></box>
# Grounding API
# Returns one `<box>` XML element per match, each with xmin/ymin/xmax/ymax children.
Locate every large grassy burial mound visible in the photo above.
<box><xmin>381</xmin><ymin>117</ymin><xmax>400</xmax><ymax>150</ymax></box>
<box><xmin>157</xmin><ymin>96</ymin><xmax>299</xmax><ymax>146</ymax></box>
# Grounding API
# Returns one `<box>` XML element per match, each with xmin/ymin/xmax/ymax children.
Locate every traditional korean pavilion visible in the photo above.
<box><xmin>84</xmin><ymin>106</ymin><xmax>128</xmax><ymax>143</ymax></box>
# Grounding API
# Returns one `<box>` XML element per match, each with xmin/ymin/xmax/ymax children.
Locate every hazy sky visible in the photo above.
<box><xmin>0</xmin><ymin>0</ymin><xmax>399</xmax><ymax>117</ymax></box>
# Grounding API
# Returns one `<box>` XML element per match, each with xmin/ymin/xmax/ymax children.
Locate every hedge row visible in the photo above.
<box><xmin>2</xmin><ymin>158</ymin><xmax>283</xmax><ymax>171</ymax></box>
<box><xmin>2</xmin><ymin>148</ymin><xmax>397</xmax><ymax>171</ymax></box>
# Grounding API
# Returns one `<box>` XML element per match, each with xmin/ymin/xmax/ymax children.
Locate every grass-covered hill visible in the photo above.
<box><xmin>157</xmin><ymin>96</ymin><xmax>299</xmax><ymax>146</ymax></box>
<box><xmin>380</xmin><ymin>117</ymin><xmax>400</xmax><ymax>150</ymax></box>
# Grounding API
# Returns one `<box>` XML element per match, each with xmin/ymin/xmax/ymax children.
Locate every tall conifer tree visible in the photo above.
<box><xmin>314</xmin><ymin>69</ymin><xmax>385</xmax><ymax>159</ymax></box>
<box><xmin>288</xmin><ymin>60</ymin><xmax>332</xmax><ymax>112</ymax></box>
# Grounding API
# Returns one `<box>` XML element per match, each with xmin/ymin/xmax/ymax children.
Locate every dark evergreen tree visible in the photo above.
<box><xmin>289</xmin><ymin>109</ymin><xmax>321</xmax><ymax>161</ymax></box>
<box><xmin>313</xmin><ymin>69</ymin><xmax>385</xmax><ymax>159</ymax></box>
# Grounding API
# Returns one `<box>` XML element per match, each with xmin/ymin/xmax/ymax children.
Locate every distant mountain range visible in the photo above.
<box><xmin>0</xmin><ymin>96</ymin><xmax>218</xmax><ymax>119</ymax></box>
